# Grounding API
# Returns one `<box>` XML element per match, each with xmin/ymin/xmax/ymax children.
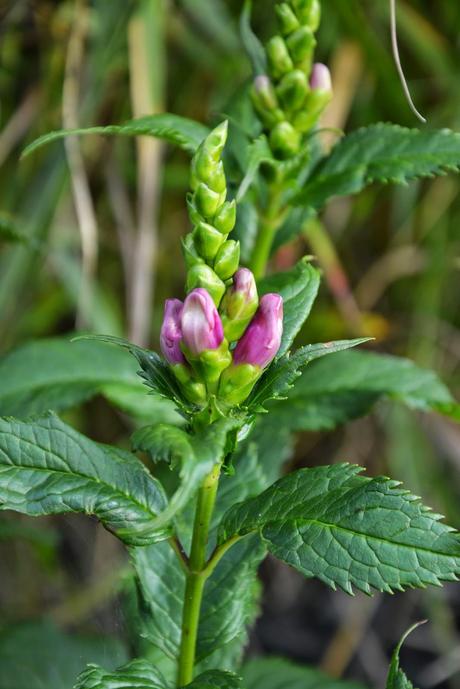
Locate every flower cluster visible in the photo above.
<box><xmin>251</xmin><ymin>0</ymin><xmax>332</xmax><ymax>159</ymax></box>
<box><xmin>160</xmin><ymin>122</ymin><xmax>284</xmax><ymax>407</ymax></box>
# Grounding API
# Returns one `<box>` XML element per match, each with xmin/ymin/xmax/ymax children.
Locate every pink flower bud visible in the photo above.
<box><xmin>233</xmin><ymin>268</ymin><xmax>258</xmax><ymax>304</ymax></box>
<box><xmin>160</xmin><ymin>299</ymin><xmax>185</xmax><ymax>365</ymax></box>
<box><xmin>182</xmin><ymin>288</ymin><xmax>224</xmax><ymax>356</ymax></box>
<box><xmin>309</xmin><ymin>63</ymin><xmax>332</xmax><ymax>92</ymax></box>
<box><xmin>233</xmin><ymin>293</ymin><xmax>283</xmax><ymax>368</ymax></box>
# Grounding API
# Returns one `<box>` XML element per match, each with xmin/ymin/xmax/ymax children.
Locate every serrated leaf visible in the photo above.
<box><xmin>131</xmin><ymin>419</ymin><xmax>240</xmax><ymax>529</ymax></box>
<box><xmin>0</xmin><ymin>620</ymin><xmax>127</xmax><ymax>689</ymax></box>
<box><xmin>386</xmin><ymin>622</ymin><xmax>424</xmax><ymax>689</ymax></box>
<box><xmin>258</xmin><ymin>260</ymin><xmax>321</xmax><ymax>357</ymax></box>
<box><xmin>131</xmin><ymin>445</ymin><xmax>266</xmax><ymax>667</ymax></box>
<box><xmin>218</xmin><ymin>463</ymin><xmax>460</xmax><ymax>594</ymax></box>
<box><xmin>293</xmin><ymin>125</ymin><xmax>460</xmax><ymax>209</ymax></box>
<box><xmin>271</xmin><ymin>349</ymin><xmax>460</xmax><ymax>431</ymax></box>
<box><xmin>0</xmin><ymin>414</ymin><xmax>172</xmax><ymax>545</ymax></box>
<box><xmin>22</xmin><ymin>113</ymin><xmax>209</xmax><ymax>158</ymax></box>
<box><xmin>74</xmin><ymin>658</ymin><xmax>168</xmax><ymax>689</ymax></box>
<box><xmin>242</xmin><ymin>656</ymin><xmax>368</xmax><ymax>689</ymax></box>
<box><xmin>236</xmin><ymin>135</ymin><xmax>273</xmax><ymax>202</ymax></box>
<box><xmin>245</xmin><ymin>339</ymin><xmax>371</xmax><ymax>412</ymax></box>
<box><xmin>239</xmin><ymin>0</ymin><xmax>266</xmax><ymax>76</ymax></box>
<box><xmin>185</xmin><ymin>670</ymin><xmax>242</xmax><ymax>689</ymax></box>
<box><xmin>75</xmin><ymin>334</ymin><xmax>193</xmax><ymax>415</ymax></box>
<box><xmin>0</xmin><ymin>337</ymin><xmax>180</xmax><ymax>421</ymax></box>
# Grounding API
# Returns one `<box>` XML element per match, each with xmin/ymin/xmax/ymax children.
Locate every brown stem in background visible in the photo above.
<box><xmin>63</xmin><ymin>0</ymin><xmax>99</xmax><ymax>329</ymax></box>
<box><xmin>0</xmin><ymin>88</ymin><xmax>41</xmax><ymax>167</ymax></box>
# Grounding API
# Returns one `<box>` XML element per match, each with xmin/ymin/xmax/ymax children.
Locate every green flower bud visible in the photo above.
<box><xmin>276</xmin><ymin>69</ymin><xmax>309</xmax><ymax>111</ymax></box>
<box><xmin>291</xmin><ymin>0</ymin><xmax>321</xmax><ymax>32</ymax></box>
<box><xmin>194</xmin><ymin>182</ymin><xmax>225</xmax><ymax>220</ymax></box>
<box><xmin>213</xmin><ymin>240</ymin><xmax>240</xmax><ymax>281</ymax></box>
<box><xmin>286</xmin><ymin>26</ymin><xmax>316</xmax><ymax>67</ymax></box>
<box><xmin>191</xmin><ymin>156</ymin><xmax>226</xmax><ymax>195</ymax></box>
<box><xmin>293</xmin><ymin>63</ymin><xmax>333</xmax><ymax>132</ymax></box>
<box><xmin>201</xmin><ymin>120</ymin><xmax>228</xmax><ymax>163</ymax></box>
<box><xmin>218</xmin><ymin>363</ymin><xmax>261</xmax><ymax>405</ymax></box>
<box><xmin>171</xmin><ymin>363</ymin><xmax>207</xmax><ymax>405</ymax></box>
<box><xmin>269</xmin><ymin>120</ymin><xmax>300</xmax><ymax>158</ymax></box>
<box><xmin>182</xmin><ymin>234</ymin><xmax>205</xmax><ymax>269</ymax></box>
<box><xmin>213</xmin><ymin>200</ymin><xmax>236</xmax><ymax>235</ymax></box>
<box><xmin>193</xmin><ymin>222</ymin><xmax>226</xmax><ymax>262</ymax></box>
<box><xmin>266</xmin><ymin>36</ymin><xmax>294</xmax><ymax>79</ymax></box>
<box><xmin>186</xmin><ymin>264</ymin><xmax>226</xmax><ymax>306</ymax></box>
<box><xmin>276</xmin><ymin>3</ymin><xmax>300</xmax><ymax>35</ymax></box>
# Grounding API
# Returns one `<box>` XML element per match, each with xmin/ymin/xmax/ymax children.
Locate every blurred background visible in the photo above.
<box><xmin>0</xmin><ymin>1</ymin><xmax>460</xmax><ymax>688</ymax></box>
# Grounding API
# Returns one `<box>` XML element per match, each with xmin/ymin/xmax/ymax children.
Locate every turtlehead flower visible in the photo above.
<box><xmin>220</xmin><ymin>268</ymin><xmax>258</xmax><ymax>342</ymax></box>
<box><xmin>310</xmin><ymin>62</ymin><xmax>332</xmax><ymax>93</ymax></box>
<box><xmin>233</xmin><ymin>293</ymin><xmax>283</xmax><ymax>368</ymax></box>
<box><xmin>182</xmin><ymin>288</ymin><xmax>224</xmax><ymax>356</ymax></box>
<box><xmin>160</xmin><ymin>299</ymin><xmax>185</xmax><ymax>365</ymax></box>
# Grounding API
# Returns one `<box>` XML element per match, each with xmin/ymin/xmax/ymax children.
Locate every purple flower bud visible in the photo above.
<box><xmin>182</xmin><ymin>288</ymin><xmax>224</xmax><ymax>356</ymax></box>
<box><xmin>160</xmin><ymin>299</ymin><xmax>185</xmax><ymax>365</ymax></box>
<box><xmin>233</xmin><ymin>293</ymin><xmax>283</xmax><ymax>368</ymax></box>
<box><xmin>310</xmin><ymin>63</ymin><xmax>332</xmax><ymax>92</ymax></box>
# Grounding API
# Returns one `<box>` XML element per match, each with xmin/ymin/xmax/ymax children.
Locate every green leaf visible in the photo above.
<box><xmin>22</xmin><ymin>113</ymin><xmax>210</xmax><ymax>158</ymax></box>
<box><xmin>0</xmin><ymin>213</ymin><xmax>32</xmax><ymax>246</ymax></box>
<box><xmin>0</xmin><ymin>620</ymin><xmax>127</xmax><ymax>689</ymax></box>
<box><xmin>236</xmin><ymin>135</ymin><xmax>273</xmax><ymax>202</ymax></box>
<box><xmin>76</xmin><ymin>334</ymin><xmax>193</xmax><ymax>414</ymax></box>
<box><xmin>243</xmin><ymin>657</ymin><xmax>368</xmax><ymax>689</ymax></box>
<box><xmin>184</xmin><ymin>670</ymin><xmax>242</xmax><ymax>689</ymax></box>
<box><xmin>239</xmin><ymin>0</ymin><xmax>266</xmax><ymax>76</ymax></box>
<box><xmin>245</xmin><ymin>339</ymin><xmax>371</xmax><ymax>412</ymax></box>
<box><xmin>0</xmin><ymin>414</ymin><xmax>172</xmax><ymax>546</ymax></box>
<box><xmin>218</xmin><ymin>463</ymin><xmax>460</xmax><ymax>594</ymax></box>
<box><xmin>131</xmin><ymin>419</ymin><xmax>239</xmax><ymax>529</ymax></box>
<box><xmin>132</xmin><ymin>444</ymin><xmax>266</xmax><ymax>667</ymax></box>
<box><xmin>74</xmin><ymin>658</ymin><xmax>168</xmax><ymax>689</ymax></box>
<box><xmin>258</xmin><ymin>260</ymin><xmax>320</xmax><ymax>358</ymax></box>
<box><xmin>0</xmin><ymin>337</ymin><xmax>179</xmax><ymax>420</ymax></box>
<box><xmin>293</xmin><ymin>125</ymin><xmax>460</xmax><ymax>209</ymax></box>
<box><xmin>386</xmin><ymin>622</ymin><xmax>424</xmax><ymax>689</ymax></box>
<box><xmin>271</xmin><ymin>349</ymin><xmax>460</xmax><ymax>431</ymax></box>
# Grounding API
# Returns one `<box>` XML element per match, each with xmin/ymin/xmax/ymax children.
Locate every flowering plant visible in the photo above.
<box><xmin>2</xmin><ymin>2</ymin><xmax>460</xmax><ymax>689</ymax></box>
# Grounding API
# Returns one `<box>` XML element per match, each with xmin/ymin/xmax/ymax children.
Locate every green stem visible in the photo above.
<box><xmin>249</xmin><ymin>184</ymin><xmax>285</xmax><ymax>280</ymax></box>
<box><xmin>177</xmin><ymin>462</ymin><xmax>222</xmax><ymax>687</ymax></box>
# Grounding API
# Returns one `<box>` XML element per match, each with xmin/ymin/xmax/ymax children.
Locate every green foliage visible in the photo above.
<box><xmin>0</xmin><ymin>414</ymin><xmax>171</xmax><ymax>545</ymax></box>
<box><xmin>269</xmin><ymin>349</ymin><xmax>460</xmax><ymax>431</ymax></box>
<box><xmin>293</xmin><ymin>125</ymin><xmax>460</xmax><ymax>209</ymax></box>
<box><xmin>386</xmin><ymin>622</ymin><xmax>425</xmax><ymax>689</ymax></box>
<box><xmin>239</xmin><ymin>0</ymin><xmax>267</xmax><ymax>76</ymax></box>
<box><xmin>236</xmin><ymin>135</ymin><xmax>273</xmax><ymax>202</ymax></box>
<box><xmin>185</xmin><ymin>670</ymin><xmax>242</xmax><ymax>689</ymax></box>
<box><xmin>22</xmin><ymin>114</ymin><xmax>210</xmax><ymax>158</ymax></box>
<box><xmin>218</xmin><ymin>463</ymin><xmax>460</xmax><ymax>594</ymax></box>
<box><xmin>131</xmin><ymin>419</ymin><xmax>239</xmax><ymax>529</ymax></box>
<box><xmin>242</xmin><ymin>657</ymin><xmax>368</xmax><ymax>689</ymax></box>
<box><xmin>257</xmin><ymin>259</ymin><xmax>320</xmax><ymax>357</ymax></box>
<box><xmin>74</xmin><ymin>659</ymin><xmax>168</xmax><ymax>689</ymax></box>
<box><xmin>0</xmin><ymin>621</ymin><xmax>127</xmax><ymax>689</ymax></box>
<box><xmin>245</xmin><ymin>338</ymin><xmax>370</xmax><ymax>412</ymax></box>
<box><xmin>0</xmin><ymin>337</ymin><xmax>176</xmax><ymax>420</ymax></box>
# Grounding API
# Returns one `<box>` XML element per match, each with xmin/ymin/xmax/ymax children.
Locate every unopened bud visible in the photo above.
<box><xmin>213</xmin><ymin>240</ymin><xmax>240</xmax><ymax>281</ymax></box>
<box><xmin>218</xmin><ymin>362</ymin><xmax>261</xmax><ymax>406</ymax></box>
<box><xmin>171</xmin><ymin>363</ymin><xmax>207</xmax><ymax>405</ymax></box>
<box><xmin>160</xmin><ymin>298</ymin><xmax>185</xmax><ymax>365</ymax></box>
<box><xmin>191</xmin><ymin>156</ymin><xmax>226</xmax><ymax>195</ymax></box>
<box><xmin>269</xmin><ymin>121</ymin><xmax>300</xmax><ymax>158</ymax></box>
<box><xmin>266</xmin><ymin>36</ymin><xmax>294</xmax><ymax>79</ymax></box>
<box><xmin>197</xmin><ymin>339</ymin><xmax>232</xmax><ymax>387</ymax></box>
<box><xmin>233</xmin><ymin>293</ymin><xmax>283</xmax><ymax>368</ymax></box>
<box><xmin>286</xmin><ymin>26</ymin><xmax>316</xmax><ymax>67</ymax></box>
<box><xmin>220</xmin><ymin>268</ymin><xmax>258</xmax><ymax>342</ymax></box>
<box><xmin>276</xmin><ymin>69</ymin><xmax>309</xmax><ymax>111</ymax></box>
<box><xmin>186</xmin><ymin>194</ymin><xmax>201</xmax><ymax>226</ymax></box>
<box><xmin>186</xmin><ymin>264</ymin><xmax>226</xmax><ymax>306</ymax></box>
<box><xmin>275</xmin><ymin>3</ymin><xmax>300</xmax><ymax>35</ymax></box>
<box><xmin>310</xmin><ymin>62</ymin><xmax>332</xmax><ymax>92</ymax></box>
<box><xmin>194</xmin><ymin>182</ymin><xmax>226</xmax><ymax>220</ymax></box>
<box><xmin>213</xmin><ymin>200</ymin><xmax>236</xmax><ymax>235</ymax></box>
<box><xmin>294</xmin><ymin>63</ymin><xmax>332</xmax><ymax>132</ymax></box>
<box><xmin>182</xmin><ymin>234</ymin><xmax>205</xmax><ymax>269</ymax></box>
<box><xmin>181</xmin><ymin>288</ymin><xmax>224</xmax><ymax>356</ymax></box>
<box><xmin>291</xmin><ymin>0</ymin><xmax>321</xmax><ymax>31</ymax></box>
<box><xmin>193</xmin><ymin>222</ymin><xmax>226</xmax><ymax>262</ymax></box>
